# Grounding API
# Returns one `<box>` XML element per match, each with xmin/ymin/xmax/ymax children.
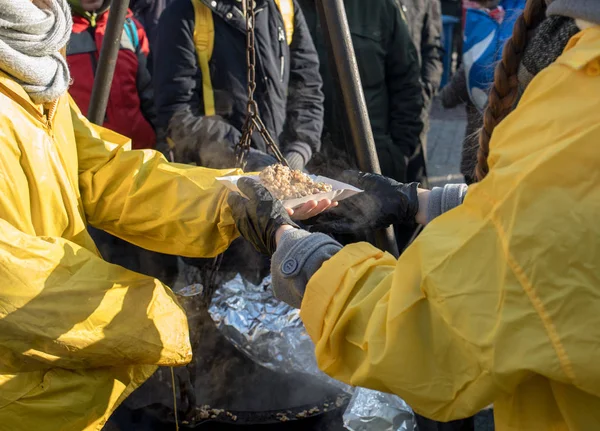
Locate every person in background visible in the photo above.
<box><xmin>440</xmin><ymin>0</ymin><xmax>504</xmax><ymax>185</ymax></box>
<box><xmin>67</xmin><ymin>0</ymin><xmax>156</xmax><ymax>150</ymax></box>
<box><xmin>130</xmin><ymin>0</ymin><xmax>174</xmax><ymax>48</ymax></box>
<box><xmin>298</xmin><ymin>0</ymin><xmax>423</xmax><ymax>184</ymax></box>
<box><xmin>397</xmin><ymin>0</ymin><xmax>444</xmax><ymax>113</ymax></box>
<box><xmin>396</xmin><ymin>0</ymin><xmax>443</xmax><ymax>187</ymax></box>
<box><xmin>442</xmin><ymin>0</ymin><xmax>462</xmax><ymax>16</ymax></box>
<box><xmin>439</xmin><ymin>65</ymin><xmax>480</xmax><ymax>184</ymax></box>
<box><xmin>297</xmin><ymin>0</ymin><xmax>424</xmax><ymax>254</ymax></box>
<box><xmin>130</xmin><ymin>0</ymin><xmax>176</xmax><ymax>69</ymax></box>
<box><xmin>154</xmin><ymin>0</ymin><xmax>324</xmax><ymax>173</ymax></box>
<box><xmin>66</xmin><ymin>0</ymin><xmax>177</xmax><ymax>284</ymax></box>
<box><xmin>446</xmin><ymin>0</ymin><xmax>465</xmax><ymax>68</ymax></box>
<box><xmin>441</xmin><ymin>0</ymin><xmax>531</xmax><ymax>184</ymax></box>
<box><xmin>153</xmin><ymin>0</ymin><xmax>325</xmax><ymax>284</ymax></box>
<box><xmin>461</xmin><ymin>0</ymin><xmax>526</xmax><ymax>111</ymax></box>
<box><xmin>226</xmin><ymin>0</ymin><xmax>600</xmax><ymax>429</ymax></box>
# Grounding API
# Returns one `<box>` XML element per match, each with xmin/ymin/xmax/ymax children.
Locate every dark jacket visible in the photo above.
<box><xmin>66</xmin><ymin>9</ymin><xmax>157</xmax><ymax>149</ymax></box>
<box><xmin>153</xmin><ymin>0</ymin><xmax>324</xmax><ymax>170</ymax></box>
<box><xmin>298</xmin><ymin>0</ymin><xmax>424</xmax><ymax>182</ymax></box>
<box><xmin>130</xmin><ymin>0</ymin><xmax>175</xmax><ymax>47</ymax></box>
<box><xmin>397</xmin><ymin>0</ymin><xmax>444</xmax><ymax>106</ymax></box>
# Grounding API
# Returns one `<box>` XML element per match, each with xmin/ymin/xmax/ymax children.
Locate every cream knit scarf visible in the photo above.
<box><xmin>0</xmin><ymin>0</ymin><xmax>72</xmax><ymax>104</ymax></box>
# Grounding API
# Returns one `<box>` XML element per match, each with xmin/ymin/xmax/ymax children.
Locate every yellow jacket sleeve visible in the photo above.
<box><xmin>0</xmin><ymin>217</ymin><xmax>191</xmax><ymax>373</ymax></box>
<box><xmin>301</xmin><ymin>31</ymin><xmax>600</xmax><ymax>422</ymax></box>
<box><xmin>71</xmin><ymin>98</ymin><xmax>240</xmax><ymax>257</ymax></box>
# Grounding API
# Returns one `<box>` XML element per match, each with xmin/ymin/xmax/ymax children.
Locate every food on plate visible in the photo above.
<box><xmin>259</xmin><ymin>164</ymin><xmax>332</xmax><ymax>200</ymax></box>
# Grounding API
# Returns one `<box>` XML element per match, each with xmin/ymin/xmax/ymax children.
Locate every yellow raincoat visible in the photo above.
<box><xmin>0</xmin><ymin>71</ymin><xmax>239</xmax><ymax>431</ymax></box>
<box><xmin>301</xmin><ymin>26</ymin><xmax>600</xmax><ymax>430</ymax></box>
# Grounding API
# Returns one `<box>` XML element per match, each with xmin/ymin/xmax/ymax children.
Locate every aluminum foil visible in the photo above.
<box><xmin>207</xmin><ymin>274</ymin><xmax>351</xmax><ymax>393</ymax></box>
<box><xmin>343</xmin><ymin>388</ymin><xmax>416</xmax><ymax>431</ymax></box>
<box><xmin>203</xmin><ymin>274</ymin><xmax>415</xmax><ymax>429</ymax></box>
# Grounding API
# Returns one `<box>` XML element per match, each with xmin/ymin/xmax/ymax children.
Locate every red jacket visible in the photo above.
<box><xmin>67</xmin><ymin>10</ymin><xmax>156</xmax><ymax>149</ymax></box>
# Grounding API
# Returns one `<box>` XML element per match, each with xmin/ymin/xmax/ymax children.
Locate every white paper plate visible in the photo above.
<box><xmin>217</xmin><ymin>174</ymin><xmax>362</xmax><ymax>209</ymax></box>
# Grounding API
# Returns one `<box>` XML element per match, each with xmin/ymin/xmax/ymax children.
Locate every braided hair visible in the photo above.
<box><xmin>475</xmin><ymin>0</ymin><xmax>548</xmax><ymax>181</ymax></box>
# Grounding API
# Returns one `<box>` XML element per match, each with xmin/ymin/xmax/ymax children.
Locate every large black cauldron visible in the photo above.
<box><xmin>105</xmin><ymin>297</ymin><xmax>349</xmax><ymax>431</ymax></box>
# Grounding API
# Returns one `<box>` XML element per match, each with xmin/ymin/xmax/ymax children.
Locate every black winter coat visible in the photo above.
<box><xmin>153</xmin><ymin>0</ymin><xmax>324</xmax><ymax>170</ymax></box>
<box><xmin>397</xmin><ymin>0</ymin><xmax>444</xmax><ymax>106</ymax></box>
<box><xmin>130</xmin><ymin>0</ymin><xmax>174</xmax><ymax>48</ymax></box>
<box><xmin>298</xmin><ymin>0</ymin><xmax>424</xmax><ymax>182</ymax></box>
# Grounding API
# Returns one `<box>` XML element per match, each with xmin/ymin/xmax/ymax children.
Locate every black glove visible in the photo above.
<box><xmin>244</xmin><ymin>149</ymin><xmax>278</xmax><ymax>172</ymax></box>
<box><xmin>227</xmin><ymin>178</ymin><xmax>299</xmax><ymax>256</ymax></box>
<box><xmin>306</xmin><ymin>171</ymin><xmax>419</xmax><ymax>234</ymax></box>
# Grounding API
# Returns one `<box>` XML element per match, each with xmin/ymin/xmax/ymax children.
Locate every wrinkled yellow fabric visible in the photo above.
<box><xmin>0</xmin><ymin>71</ymin><xmax>240</xmax><ymax>431</ymax></box>
<box><xmin>301</xmin><ymin>27</ymin><xmax>600</xmax><ymax>430</ymax></box>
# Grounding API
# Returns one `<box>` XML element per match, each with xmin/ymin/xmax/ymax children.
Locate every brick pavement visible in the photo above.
<box><xmin>426</xmin><ymin>98</ymin><xmax>467</xmax><ymax>187</ymax></box>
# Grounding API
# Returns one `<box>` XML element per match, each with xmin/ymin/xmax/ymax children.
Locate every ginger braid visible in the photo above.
<box><xmin>475</xmin><ymin>0</ymin><xmax>548</xmax><ymax>181</ymax></box>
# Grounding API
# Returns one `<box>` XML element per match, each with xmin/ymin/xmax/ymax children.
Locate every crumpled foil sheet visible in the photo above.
<box><xmin>343</xmin><ymin>388</ymin><xmax>416</xmax><ymax>431</ymax></box>
<box><xmin>207</xmin><ymin>274</ymin><xmax>351</xmax><ymax>393</ymax></box>
<box><xmin>206</xmin><ymin>274</ymin><xmax>414</xmax><ymax>427</ymax></box>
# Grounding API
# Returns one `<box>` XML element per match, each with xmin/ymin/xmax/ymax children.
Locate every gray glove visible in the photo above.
<box><xmin>167</xmin><ymin>110</ymin><xmax>239</xmax><ymax>167</ymax></box>
<box><xmin>227</xmin><ymin>178</ymin><xmax>299</xmax><ymax>256</ymax></box>
<box><xmin>271</xmin><ymin>229</ymin><xmax>342</xmax><ymax>308</ymax></box>
<box><xmin>284</xmin><ymin>151</ymin><xmax>307</xmax><ymax>171</ymax></box>
<box><xmin>245</xmin><ymin>149</ymin><xmax>278</xmax><ymax>172</ymax></box>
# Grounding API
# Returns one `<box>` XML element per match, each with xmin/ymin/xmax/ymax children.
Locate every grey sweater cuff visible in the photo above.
<box><xmin>284</xmin><ymin>151</ymin><xmax>307</xmax><ymax>171</ymax></box>
<box><xmin>427</xmin><ymin>183</ymin><xmax>468</xmax><ymax>223</ymax></box>
<box><xmin>284</xmin><ymin>141</ymin><xmax>313</xmax><ymax>169</ymax></box>
<box><xmin>271</xmin><ymin>229</ymin><xmax>342</xmax><ymax>309</ymax></box>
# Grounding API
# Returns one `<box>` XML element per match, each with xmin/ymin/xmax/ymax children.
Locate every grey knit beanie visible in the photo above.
<box><xmin>517</xmin><ymin>16</ymin><xmax>579</xmax><ymax>94</ymax></box>
<box><xmin>547</xmin><ymin>0</ymin><xmax>600</xmax><ymax>25</ymax></box>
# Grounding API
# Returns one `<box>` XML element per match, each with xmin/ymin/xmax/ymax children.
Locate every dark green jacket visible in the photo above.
<box><xmin>298</xmin><ymin>0</ymin><xmax>424</xmax><ymax>182</ymax></box>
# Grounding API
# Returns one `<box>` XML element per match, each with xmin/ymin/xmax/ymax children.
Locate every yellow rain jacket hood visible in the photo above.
<box><xmin>0</xmin><ymin>72</ymin><xmax>239</xmax><ymax>430</ymax></box>
<box><xmin>301</xmin><ymin>26</ymin><xmax>600</xmax><ymax>430</ymax></box>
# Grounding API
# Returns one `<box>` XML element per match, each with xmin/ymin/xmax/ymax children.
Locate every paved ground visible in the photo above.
<box><xmin>426</xmin><ymin>98</ymin><xmax>467</xmax><ymax>187</ymax></box>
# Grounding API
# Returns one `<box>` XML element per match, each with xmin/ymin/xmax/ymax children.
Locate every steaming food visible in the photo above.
<box><xmin>259</xmin><ymin>164</ymin><xmax>332</xmax><ymax>200</ymax></box>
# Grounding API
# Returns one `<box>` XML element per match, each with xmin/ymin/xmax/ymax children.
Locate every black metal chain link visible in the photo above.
<box><xmin>202</xmin><ymin>0</ymin><xmax>288</xmax><ymax>305</ymax></box>
<box><xmin>175</xmin><ymin>1</ymin><xmax>296</xmax><ymax>416</ymax></box>
<box><xmin>235</xmin><ymin>0</ymin><xmax>288</xmax><ymax>169</ymax></box>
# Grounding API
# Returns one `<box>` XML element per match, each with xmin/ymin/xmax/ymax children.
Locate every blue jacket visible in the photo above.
<box><xmin>463</xmin><ymin>0</ymin><xmax>526</xmax><ymax>111</ymax></box>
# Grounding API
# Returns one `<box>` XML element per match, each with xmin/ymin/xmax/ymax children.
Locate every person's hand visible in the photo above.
<box><xmin>227</xmin><ymin>178</ymin><xmax>299</xmax><ymax>256</ymax></box>
<box><xmin>305</xmin><ymin>171</ymin><xmax>420</xmax><ymax>234</ymax></box>
<box><xmin>286</xmin><ymin>199</ymin><xmax>338</xmax><ymax>221</ymax></box>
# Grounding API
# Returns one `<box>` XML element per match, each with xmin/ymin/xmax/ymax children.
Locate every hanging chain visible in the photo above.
<box><xmin>205</xmin><ymin>0</ymin><xmax>290</xmax><ymax>305</ymax></box>
<box><xmin>244</xmin><ymin>0</ymin><xmax>258</xmax><ymax>117</ymax></box>
<box><xmin>235</xmin><ymin>0</ymin><xmax>288</xmax><ymax>169</ymax></box>
<box><xmin>175</xmin><ymin>2</ymin><xmax>293</xmax><ymax>421</ymax></box>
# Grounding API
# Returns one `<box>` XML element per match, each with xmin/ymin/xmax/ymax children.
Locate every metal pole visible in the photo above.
<box><xmin>87</xmin><ymin>0</ymin><xmax>131</xmax><ymax>125</ymax></box>
<box><xmin>315</xmin><ymin>0</ymin><xmax>399</xmax><ymax>257</ymax></box>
